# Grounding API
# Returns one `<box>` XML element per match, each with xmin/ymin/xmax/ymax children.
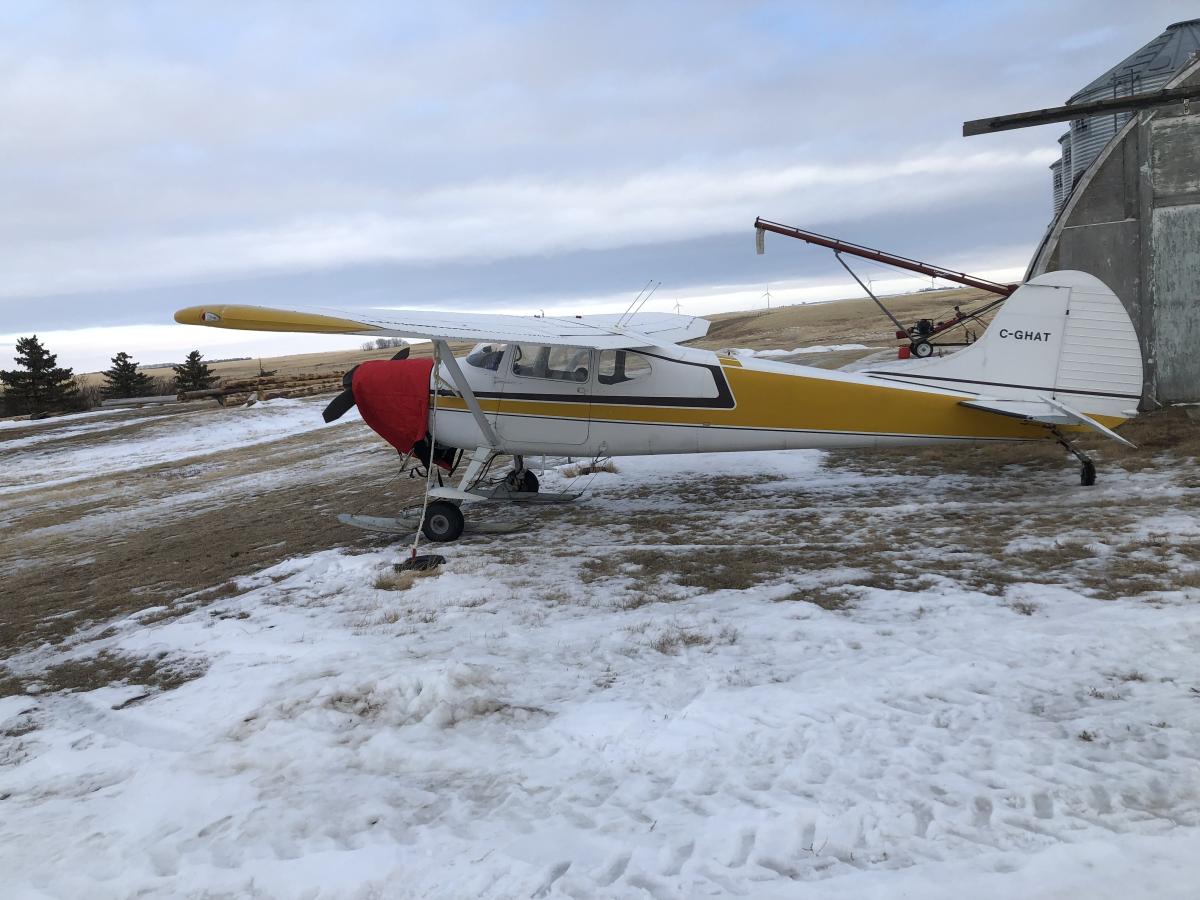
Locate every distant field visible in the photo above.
<box><xmin>75</xmin><ymin>343</ymin><xmax>445</xmax><ymax>389</ymax></box>
<box><xmin>695</xmin><ymin>286</ymin><xmax>993</xmax><ymax>350</ymax></box>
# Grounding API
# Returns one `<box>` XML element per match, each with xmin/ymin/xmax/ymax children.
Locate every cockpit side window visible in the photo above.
<box><xmin>511</xmin><ymin>344</ymin><xmax>591</xmax><ymax>383</ymax></box>
<box><xmin>465</xmin><ymin>343</ymin><xmax>508</xmax><ymax>371</ymax></box>
<box><xmin>597</xmin><ymin>350</ymin><xmax>652</xmax><ymax>385</ymax></box>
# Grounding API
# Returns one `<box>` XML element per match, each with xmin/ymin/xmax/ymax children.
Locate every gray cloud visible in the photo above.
<box><xmin>0</xmin><ymin>1</ymin><xmax>1185</xmax><ymax>337</ymax></box>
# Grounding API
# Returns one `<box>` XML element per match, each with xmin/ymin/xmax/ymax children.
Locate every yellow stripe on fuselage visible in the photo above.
<box><xmin>435</xmin><ymin>365</ymin><xmax>1125</xmax><ymax>439</ymax></box>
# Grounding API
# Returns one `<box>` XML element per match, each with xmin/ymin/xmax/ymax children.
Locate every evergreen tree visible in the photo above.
<box><xmin>172</xmin><ymin>350</ymin><xmax>218</xmax><ymax>391</ymax></box>
<box><xmin>102</xmin><ymin>351</ymin><xmax>153</xmax><ymax>399</ymax></box>
<box><xmin>0</xmin><ymin>335</ymin><xmax>79</xmax><ymax>415</ymax></box>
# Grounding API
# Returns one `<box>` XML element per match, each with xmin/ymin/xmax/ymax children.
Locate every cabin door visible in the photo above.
<box><xmin>495</xmin><ymin>344</ymin><xmax>592</xmax><ymax>446</ymax></box>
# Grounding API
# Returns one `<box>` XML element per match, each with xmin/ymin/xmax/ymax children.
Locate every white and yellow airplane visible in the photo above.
<box><xmin>175</xmin><ymin>269</ymin><xmax>1142</xmax><ymax>541</ymax></box>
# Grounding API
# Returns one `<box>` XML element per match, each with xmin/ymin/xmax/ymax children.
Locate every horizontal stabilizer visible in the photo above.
<box><xmin>961</xmin><ymin>396</ymin><xmax>1137</xmax><ymax>448</ymax></box>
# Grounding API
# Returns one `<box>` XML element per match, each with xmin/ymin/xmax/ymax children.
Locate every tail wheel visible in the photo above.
<box><xmin>422</xmin><ymin>500</ymin><xmax>465</xmax><ymax>542</ymax></box>
<box><xmin>911</xmin><ymin>340</ymin><xmax>934</xmax><ymax>358</ymax></box>
<box><xmin>506</xmin><ymin>470</ymin><xmax>539</xmax><ymax>493</ymax></box>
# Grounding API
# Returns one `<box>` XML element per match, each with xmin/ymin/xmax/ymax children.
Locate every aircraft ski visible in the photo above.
<box><xmin>338</xmin><ymin>513</ymin><xmax>523</xmax><ymax>536</ymax></box>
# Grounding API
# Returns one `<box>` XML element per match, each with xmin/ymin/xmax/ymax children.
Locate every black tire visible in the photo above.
<box><xmin>1080</xmin><ymin>459</ymin><xmax>1097</xmax><ymax>487</ymax></box>
<box><xmin>506</xmin><ymin>469</ymin><xmax>539</xmax><ymax>493</ymax></box>
<box><xmin>912</xmin><ymin>340</ymin><xmax>934</xmax><ymax>358</ymax></box>
<box><xmin>422</xmin><ymin>500</ymin><xmax>465</xmax><ymax>542</ymax></box>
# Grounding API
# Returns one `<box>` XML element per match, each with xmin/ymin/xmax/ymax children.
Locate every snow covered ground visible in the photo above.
<box><xmin>3</xmin><ymin>418</ymin><xmax>1200</xmax><ymax>898</ymax></box>
<box><xmin>0</xmin><ymin>398</ymin><xmax>362</xmax><ymax>495</ymax></box>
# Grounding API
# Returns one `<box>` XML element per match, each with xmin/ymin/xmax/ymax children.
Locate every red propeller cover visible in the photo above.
<box><xmin>351</xmin><ymin>358</ymin><xmax>435</xmax><ymax>453</ymax></box>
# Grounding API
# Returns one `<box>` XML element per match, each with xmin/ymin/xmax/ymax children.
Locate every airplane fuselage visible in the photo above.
<box><xmin>430</xmin><ymin>342</ymin><xmax>1057</xmax><ymax>459</ymax></box>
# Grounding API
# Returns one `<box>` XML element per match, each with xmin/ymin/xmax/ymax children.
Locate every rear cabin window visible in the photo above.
<box><xmin>597</xmin><ymin>350</ymin><xmax>652</xmax><ymax>385</ymax></box>
<box><xmin>511</xmin><ymin>344</ymin><xmax>591</xmax><ymax>383</ymax></box>
<box><xmin>465</xmin><ymin>343</ymin><xmax>507</xmax><ymax>371</ymax></box>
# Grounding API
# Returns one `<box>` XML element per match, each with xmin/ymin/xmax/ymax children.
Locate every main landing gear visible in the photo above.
<box><xmin>504</xmin><ymin>457</ymin><xmax>540</xmax><ymax>494</ymax></box>
<box><xmin>418</xmin><ymin>455</ymin><xmax>551</xmax><ymax>541</ymax></box>
<box><xmin>340</xmin><ymin>450</ymin><xmax>580</xmax><ymax>543</ymax></box>
<box><xmin>1052</xmin><ymin>427</ymin><xmax>1097</xmax><ymax>487</ymax></box>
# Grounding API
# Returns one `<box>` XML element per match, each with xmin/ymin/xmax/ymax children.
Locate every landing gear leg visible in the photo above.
<box><xmin>457</xmin><ymin>447</ymin><xmax>498</xmax><ymax>492</ymax></box>
<box><xmin>1052</xmin><ymin>427</ymin><xmax>1096</xmax><ymax>487</ymax></box>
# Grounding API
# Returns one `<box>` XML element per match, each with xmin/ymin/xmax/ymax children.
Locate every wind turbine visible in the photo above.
<box><xmin>762</xmin><ymin>284</ymin><xmax>772</xmax><ymax>310</ymax></box>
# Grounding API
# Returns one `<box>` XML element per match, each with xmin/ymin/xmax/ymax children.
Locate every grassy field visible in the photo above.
<box><xmin>694</xmin><ymin>286</ymin><xmax>993</xmax><ymax>351</ymax></box>
<box><xmin>74</xmin><ymin>343</ymin><xmax>448</xmax><ymax>390</ymax></box>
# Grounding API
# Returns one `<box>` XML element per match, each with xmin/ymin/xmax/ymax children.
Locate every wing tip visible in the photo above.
<box><xmin>172</xmin><ymin>304</ymin><xmax>375</xmax><ymax>335</ymax></box>
<box><xmin>174</xmin><ymin>305</ymin><xmax>210</xmax><ymax>326</ymax></box>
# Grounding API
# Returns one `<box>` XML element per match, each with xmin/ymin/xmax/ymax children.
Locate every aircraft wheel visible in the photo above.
<box><xmin>912</xmin><ymin>340</ymin><xmax>934</xmax><ymax>358</ymax></box>
<box><xmin>506</xmin><ymin>469</ymin><xmax>539</xmax><ymax>493</ymax></box>
<box><xmin>1080</xmin><ymin>459</ymin><xmax>1097</xmax><ymax>487</ymax></box>
<box><xmin>422</xmin><ymin>500</ymin><xmax>465</xmax><ymax>542</ymax></box>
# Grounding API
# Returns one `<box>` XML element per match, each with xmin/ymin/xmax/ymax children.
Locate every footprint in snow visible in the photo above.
<box><xmin>1033</xmin><ymin>791</ymin><xmax>1054</xmax><ymax>819</ymax></box>
<box><xmin>728</xmin><ymin>828</ymin><xmax>755</xmax><ymax>868</ymax></box>
<box><xmin>972</xmin><ymin>796</ymin><xmax>994</xmax><ymax>828</ymax></box>
<box><xmin>594</xmin><ymin>852</ymin><xmax>631</xmax><ymax>886</ymax></box>
<box><xmin>661</xmin><ymin>840</ymin><xmax>694</xmax><ymax>877</ymax></box>
<box><xmin>530</xmin><ymin>861</ymin><xmax>570</xmax><ymax>898</ymax></box>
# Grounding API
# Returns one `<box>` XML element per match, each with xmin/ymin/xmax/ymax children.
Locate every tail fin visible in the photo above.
<box><xmin>866</xmin><ymin>270</ymin><xmax>1143</xmax><ymax>421</ymax></box>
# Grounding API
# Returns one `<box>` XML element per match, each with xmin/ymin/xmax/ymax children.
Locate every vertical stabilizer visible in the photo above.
<box><xmin>865</xmin><ymin>271</ymin><xmax>1143</xmax><ymax>419</ymax></box>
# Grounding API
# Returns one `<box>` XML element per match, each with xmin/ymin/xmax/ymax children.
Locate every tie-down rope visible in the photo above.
<box><xmin>408</xmin><ymin>343</ymin><xmax>441</xmax><ymax>561</ymax></box>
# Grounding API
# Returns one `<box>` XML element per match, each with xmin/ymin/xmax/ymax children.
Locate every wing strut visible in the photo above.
<box><xmin>435</xmin><ymin>340</ymin><xmax>505</xmax><ymax>452</ymax></box>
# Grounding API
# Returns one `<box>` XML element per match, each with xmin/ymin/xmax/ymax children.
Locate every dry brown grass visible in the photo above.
<box><xmin>583</xmin><ymin>547</ymin><xmax>794</xmax><ymax>594</ymax></box>
<box><xmin>648</xmin><ymin>623</ymin><xmax>738</xmax><ymax>655</ymax></box>
<box><xmin>692</xmin><ymin>287</ymin><xmax>994</xmax><ymax>352</ymax></box>
<box><xmin>831</xmin><ymin>407</ymin><xmax>1198</xmax><ymax>480</ymax></box>
<box><xmin>777</xmin><ymin>587</ymin><xmax>854</xmax><ymax>611</ymax></box>
<box><xmin>831</xmin><ymin>440</ymin><xmax>1065</xmax><ymax>477</ymax></box>
<box><xmin>373</xmin><ymin>567</ymin><xmax>439</xmax><ymax>591</ymax></box>
<box><xmin>1083</xmin><ymin>406</ymin><xmax>1200</xmax><ymax>470</ymax></box>
<box><xmin>1</xmin><ymin>651</ymin><xmax>207</xmax><ymax>698</ymax></box>
<box><xmin>75</xmin><ymin>340</ymin><xmax>475</xmax><ymax>388</ymax></box>
<box><xmin>0</xmin><ymin>667</ymin><xmax>26</xmax><ymax>698</ymax></box>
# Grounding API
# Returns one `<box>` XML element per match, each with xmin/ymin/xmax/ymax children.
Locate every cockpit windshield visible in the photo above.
<box><xmin>465</xmin><ymin>343</ymin><xmax>508</xmax><ymax>371</ymax></box>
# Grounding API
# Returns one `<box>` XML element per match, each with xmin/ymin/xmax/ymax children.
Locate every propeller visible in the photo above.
<box><xmin>322</xmin><ymin>345</ymin><xmax>410</xmax><ymax>423</ymax></box>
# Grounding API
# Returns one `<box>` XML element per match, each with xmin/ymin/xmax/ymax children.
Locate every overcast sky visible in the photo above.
<box><xmin>0</xmin><ymin>1</ymin><xmax>1188</xmax><ymax>370</ymax></box>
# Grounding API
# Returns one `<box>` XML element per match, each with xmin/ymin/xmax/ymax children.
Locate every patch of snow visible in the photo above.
<box><xmin>0</xmin><ymin>406</ymin><xmax>131</xmax><ymax>432</ymax></box>
<box><xmin>0</xmin><ymin>397</ymin><xmax>360</xmax><ymax>495</ymax></box>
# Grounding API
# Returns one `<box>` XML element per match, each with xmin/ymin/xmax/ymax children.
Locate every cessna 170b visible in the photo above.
<box><xmin>175</xmin><ymin>268</ymin><xmax>1142</xmax><ymax>542</ymax></box>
